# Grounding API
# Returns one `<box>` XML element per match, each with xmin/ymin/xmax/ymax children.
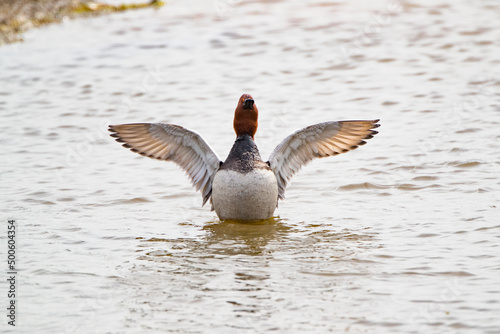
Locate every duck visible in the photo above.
<box><xmin>109</xmin><ymin>94</ymin><xmax>379</xmax><ymax>221</ymax></box>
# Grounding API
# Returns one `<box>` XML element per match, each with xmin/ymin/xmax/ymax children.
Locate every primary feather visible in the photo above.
<box><xmin>268</xmin><ymin>120</ymin><xmax>380</xmax><ymax>200</ymax></box>
<box><xmin>108</xmin><ymin>123</ymin><xmax>222</xmax><ymax>206</ymax></box>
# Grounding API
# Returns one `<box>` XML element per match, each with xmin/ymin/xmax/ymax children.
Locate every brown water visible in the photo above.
<box><xmin>1</xmin><ymin>0</ymin><xmax>500</xmax><ymax>333</ymax></box>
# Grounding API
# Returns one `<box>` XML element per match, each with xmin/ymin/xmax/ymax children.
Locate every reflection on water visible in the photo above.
<box><xmin>138</xmin><ymin>218</ymin><xmax>377</xmax><ymax>261</ymax></box>
<box><xmin>202</xmin><ymin>218</ymin><xmax>288</xmax><ymax>255</ymax></box>
<box><xmin>1</xmin><ymin>0</ymin><xmax>500</xmax><ymax>332</ymax></box>
<box><xmin>138</xmin><ymin>218</ymin><xmax>289</xmax><ymax>258</ymax></box>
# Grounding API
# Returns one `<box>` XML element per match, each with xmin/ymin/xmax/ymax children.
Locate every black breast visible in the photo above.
<box><xmin>220</xmin><ymin>135</ymin><xmax>270</xmax><ymax>173</ymax></box>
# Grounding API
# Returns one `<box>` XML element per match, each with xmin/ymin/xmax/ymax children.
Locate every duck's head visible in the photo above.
<box><xmin>233</xmin><ymin>94</ymin><xmax>258</xmax><ymax>139</ymax></box>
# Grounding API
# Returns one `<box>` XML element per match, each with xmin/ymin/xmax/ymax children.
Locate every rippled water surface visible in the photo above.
<box><xmin>1</xmin><ymin>0</ymin><xmax>500</xmax><ymax>333</ymax></box>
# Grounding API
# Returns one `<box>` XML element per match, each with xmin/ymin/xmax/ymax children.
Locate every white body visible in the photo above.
<box><xmin>212</xmin><ymin>169</ymin><xmax>279</xmax><ymax>221</ymax></box>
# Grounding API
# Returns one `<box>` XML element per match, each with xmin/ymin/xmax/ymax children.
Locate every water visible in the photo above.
<box><xmin>1</xmin><ymin>0</ymin><xmax>500</xmax><ymax>332</ymax></box>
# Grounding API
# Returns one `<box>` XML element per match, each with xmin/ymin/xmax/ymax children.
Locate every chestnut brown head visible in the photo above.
<box><xmin>233</xmin><ymin>94</ymin><xmax>258</xmax><ymax>139</ymax></box>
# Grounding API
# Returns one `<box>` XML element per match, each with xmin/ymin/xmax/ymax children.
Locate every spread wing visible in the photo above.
<box><xmin>108</xmin><ymin>123</ymin><xmax>222</xmax><ymax>206</ymax></box>
<box><xmin>268</xmin><ymin>120</ymin><xmax>380</xmax><ymax>200</ymax></box>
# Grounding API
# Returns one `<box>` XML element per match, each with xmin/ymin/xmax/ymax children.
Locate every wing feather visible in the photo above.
<box><xmin>109</xmin><ymin>123</ymin><xmax>221</xmax><ymax>206</ymax></box>
<box><xmin>268</xmin><ymin>120</ymin><xmax>380</xmax><ymax>200</ymax></box>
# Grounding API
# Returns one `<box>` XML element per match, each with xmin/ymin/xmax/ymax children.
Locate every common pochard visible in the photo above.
<box><xmin>109</xmin><ymin>94</ymin><xmax>379</xmax><ymax>221</ymax></box>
